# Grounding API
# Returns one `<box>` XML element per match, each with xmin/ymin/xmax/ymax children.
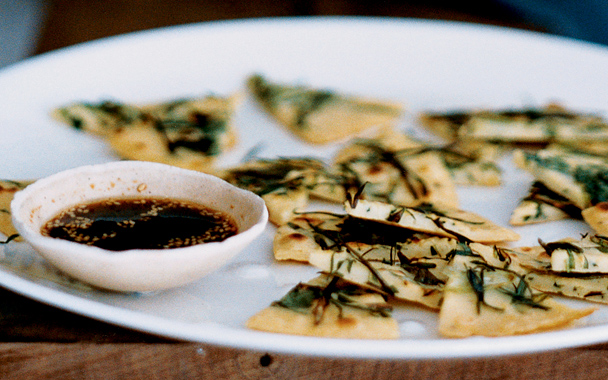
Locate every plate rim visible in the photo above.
<box><xmin>2</xmin><ymin>16</ymin><xmax>608</xmax><ymax>359</ymax></box>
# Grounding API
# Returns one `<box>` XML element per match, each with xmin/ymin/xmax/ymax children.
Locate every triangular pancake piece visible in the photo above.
<box><xmin>504</xmin><ymin>236</ymin><xmax>608</xmax><ymax>304</ymax></box>
<box><xmin>273</xmin><ymin>211</ymin><xmax>451</xmax><ymax>262</ymax></box>
<box><xmin>309</xmin><ymin>250</ymin><xmax>444</xmax><ymax>310</ymax></box>
<box><xmin>398</xmin><ymin>235</ymin><xmax>465</xmax><ymax>260</ymax></box>
<box><xmin>438</xmin><ymin>256</ymin><xmax>596</xmax><ymax>338</ymax></box>
<box><xmin>345</xmin><ymin>199</ymin><xmax>520</xmax><ymax>243</ymax></box>
<box><xmin>538</xmin><ymin>235</ymin><xmax>608</xmax><ymax>274</ymax></box>
<box><xmin>54</xmin><ymin>95</ymin><xmax>239</xmax><ymax>174</ymax></box>
<box><xmin>500</xmin><ymin>235</ymin><xmax>608</xmax><ymax>275</ymax></box>
<box><xmin>582</xmin><ymin>202</ymin><xmax>608</xmax><ymax>235</ymax></box>
<box><xmin>524</xmin><ymin>271</ymin><xmax>608</xmax><ymax>304</ymax></box>
<box><xmin>514</xmin><ymin>145</ymin><xmax>608</xmax><ymax>210</ymax></box>
<box><xmin>485</xmin><ymin>244</ymin><xmax>550</xmax><ymax>275</ymax></box>
<box><xmin>259</xmin><ymin>189</ymin><xmax>308</xmax><ymax>227</ymax></box>
<box><xmin>273</xmin><ymin>212</ymin><xmax>346</xmax><ymax>262</ymax></box>
<box><xmin>420</xmin><ymin>103</ymin><xmax>608</xmax><ymax>144</ymax></box>
<box><xmin>107</xmin><ymin>95</ymin><xmax>238</xmax><ymax>173</ymax></box>
<box><xmin>246</xmin><ymin>275</ymin><xmax>399</xmax><ymax>339</ymax></box>
<box><xmin>51</xmin><ymin>100</ymin><xmax>142</xmax><ymax>136</ymax></box>
<box><xmin>0</xmin><ymin>180</ymin><xmax>33</xmax><ymax>241</ymax></box>
<box><xmin>435</xmin><ymin>140</ymin><xmax>503</xmax><ymax>187</ymax></box>
<box><xmin>330</xmin><ymin>137</ymin><xmax>459</xmax><ymax>208</ymax></box>
<box><xmin>510</xmin><ymin>181</ymin><xmax>581</xmax><ymax>225</ymax></box>
<box><xmin>222</xmin><ymin>157</ymin><xmax>327</xmax><ymax>226</ymax></box>
<box><xmin>247</xmin><ymin>74</ymin><xmax>402</xmax><ymax>144</ymax></box>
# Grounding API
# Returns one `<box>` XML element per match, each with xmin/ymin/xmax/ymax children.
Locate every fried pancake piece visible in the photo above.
<box><xmin>510</xmin><ymin>181</ymin><xmax>582</xmax><ymax>225</ymax></box>
<box><xmin>328</xmin><ymin>135</ymin><xmax>459</xmax><ymax>208</ymax></box>
<box><xmin>345</xmin><ymin>199</ymin><xmax>520</xmax><ymax>243</ymax></box>
<box><xmin>505</xmin><ymin>236</ymin><xmax>608</xmax><ymax>304</ymax></box>
<box><xmin>51</xmin><ymin>100</ymin><xmax>142</xmax><ymax>136</ymax></box>
<box><xmin>514</xmin><ymin>145</ymin><xmax>608</xmax><ymax>210</ymax></box>
<box><xmin>582</xmin><ymin>202</ymin><xmax>608</xmax><ymax>236</ymax></box>
<box><xmin>438</xmin><ymin>256</ymin><xmax>596</xmax><ymax>338</ymax></box>
<box><xmin>54</xmin><ymin>95</ymin><xmax>239</xmax><ymax>174</ymax></box>
<box><xmin>273</xmin><ymin>211</ymin><xmax>459</xmax><ymax>263</ymax></box>
<box><xmin>246</xmin><ymin>275</ymin><xmax>399</xmax><ymax>339</ymax></box>
<box><xmin>308</xmin><ymin>250</ymin><xmax>444</xmax><ymax>310</ymax></box>
<box><xmin>273</xmin><ymin>212</ymin><xmax>345</xmax><ymax>262</ymax></box>
<box><xmin>439</xmin><ymin>140</ymin><xmax>503</xmax><ymax>187</ymax></box>
<box><xmin>0</xmin><ymin>180</ymin><xmax>33</xmax><ymax>241</ymax></box>
<box><xmin>524</xmin><ymin>271</ymin><xmax>608</xmax><ymax>304</ymax></box>
<box><xmin>247</xmin><ymin>74</ymin><xmax>402</xmax><ymax>144</ymax></box>
<box><xmin>222</xmin><ymin>157</ymin><xmax>328</xmax><ymax>226</ymax></box>
<box><xmin>420</xmin><ymin>103</ymin><xmax>608</xmax><ymax>144</ymax></box>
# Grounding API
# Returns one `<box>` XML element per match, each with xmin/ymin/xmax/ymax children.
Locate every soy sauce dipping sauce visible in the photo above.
<box><xmin>40</xmin><ymin>197</ymin><xmax>238</xmax><ymax>251</ymax></box>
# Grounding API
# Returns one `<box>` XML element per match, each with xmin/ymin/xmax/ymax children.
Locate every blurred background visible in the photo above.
<box><xmin>2</xmin><ymin>0</ymin><xmax>607</xmax><ymax>69</ymax></box>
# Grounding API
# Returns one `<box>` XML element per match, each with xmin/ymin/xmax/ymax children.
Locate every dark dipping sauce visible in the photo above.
<box><xmin>40</xmin><ymin>197</ymin><xmax>238</xmax><ymax>251</ymax></box>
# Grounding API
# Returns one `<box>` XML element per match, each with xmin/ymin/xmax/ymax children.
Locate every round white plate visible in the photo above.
<box><xmin>1</xmin><ymin>17</ymin><xmax>608</xmax><ymax>359</ymax></box>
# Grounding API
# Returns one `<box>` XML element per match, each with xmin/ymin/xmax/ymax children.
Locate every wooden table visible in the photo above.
<box><xmin>4</xmin><ymin>1</ymin><xmax>607</xmax><ymax>378</ymax></box>
<box><xmin>3</xmin><ymin>279</ymin><xmax>608</xmax><ymax>379</ymax></box>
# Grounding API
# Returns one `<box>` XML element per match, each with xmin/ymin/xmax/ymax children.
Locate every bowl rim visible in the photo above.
<box><xmin>10</xmin><ymin>160</ymin><xmax>269</xmax><ymax>259</ymax></box>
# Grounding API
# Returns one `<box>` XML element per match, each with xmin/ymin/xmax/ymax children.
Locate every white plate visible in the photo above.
<box><xmin>1</xmin><ymin>17</ymin><xmax>608</xmax><ymax>359</ymax></box>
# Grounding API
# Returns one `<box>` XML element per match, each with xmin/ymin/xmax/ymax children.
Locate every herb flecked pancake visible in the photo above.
<box><xmin>52</xmin><ymin>94</ymin><xmax>239</xmax><ymax>173</ymax></box>
<box><xmin>0</xmin><ymin>180</ymin><xmax>32</xmax><ymax>242</ymax></box>
<box><xmin>246</xmin><ymin>274</ymin><xmax>399</xmax><ymax>339</ymax></box>
<box><xmin>420</xmin><ymin>103</ymin><xmax>608</xmax><ymax>145</ymax></box>
<box><xmin>247</xmin><ymin>74</ymin><xmax>403</xmax><ymax>144</ymax></box>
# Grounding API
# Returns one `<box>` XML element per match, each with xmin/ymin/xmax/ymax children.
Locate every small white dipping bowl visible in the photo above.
<box><xmin>11</xmin><ymin>161</ymin><xmax>268</xmax><ymax>292</ymax></box>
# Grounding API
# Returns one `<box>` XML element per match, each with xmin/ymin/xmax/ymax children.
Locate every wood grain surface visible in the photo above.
<box><xmin>2</xmin><ymin>342</ymin><xmax>608</xmax><ymax>380</ymax></box>
<box><xmin>4</xmin><ymin>1</ymin><xmax>600</xmax><ymax>379</ymax></box>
